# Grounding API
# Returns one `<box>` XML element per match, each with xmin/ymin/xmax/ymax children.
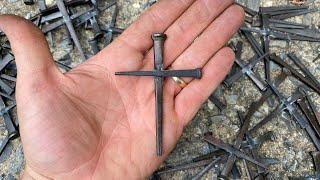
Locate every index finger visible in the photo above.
<box><xmin>114</xmin><ymin>0</ymin><xmax>196</xmax><ymax>54</ymax></box>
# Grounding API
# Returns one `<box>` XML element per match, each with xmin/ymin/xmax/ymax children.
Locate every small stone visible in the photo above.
<box><xmin>280</xmin><ymin>111</ymin><xmax>291</xmax><ymax>121</ymax></box>
<box><xmin>46</xmin><ymin>0</ymin><xmax>55</xmax><ymax>6</ymax></box>
<box><xmin>264</xmin><ymin>1</ymin><xmax>274</xmax><ymax>6</ymax></box>
<box><xmin>213</xmin><ymin>86</ymin><xmax>223</xmax><ymax>97</ymax></box>
<box><xmin>283</xmin><ymin>138</ymin><xmax>292</xmax><ymax>149</ymax></box>
<box><xmin>133</xmin><ymin>3</ymin><xmax>140</xmax><ymax>9</ymax></box>
<box><xmin>288</xmin><ymin>160</ymin><xmax>298</xmax><ymax>172</ymax></box>
<box><xmin>270</xmin><ymin>41</ymin><xmax>287</xmax><ymax>49</ymax></box>
<box><xmin>253</xmin><ymin>110</ymin><xmax>264</xmax><ymax>118</ymax></box>
<box><xmin>60</xmin><ymin>39</ymin><xmax>73</xmax><ymax>53</ymax></box>
<box><xmin>210</xmin><ymin>115</ymin><xmax>225</xmax><ymax>123</ymax></box>
<box><xmin>303</xmin><ymin>14</ymin><xmax>312</xmax><ymax>26</ymax></box>
<box><xmin>296</xmin><ymin>151</ymin><xmax>303</xmax><ymax>159</ymax></box>
<box><xmin>225</xmin><ymin>95</ymin><xmax>238</xmax><ymax>105</ymax></box>
<box><xmin>24</xmin><ymin>13</ymin><xmax>32</xmax><ymax>20</ymax></box>
<box><xmin>207</xmin><ymin>101</ymin><xmax>214</xmax><ymax>110</ymax></box>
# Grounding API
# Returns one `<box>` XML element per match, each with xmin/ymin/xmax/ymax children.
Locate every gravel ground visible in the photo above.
<box><xmin>0</xmin><ymin>0</ymin><xmax>319</xmax><ymax>179</ymax></box>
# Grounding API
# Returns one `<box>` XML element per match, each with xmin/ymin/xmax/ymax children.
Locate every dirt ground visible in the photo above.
<box><xmin>0</xmin><ymin>0</ymin><xmax>319</xmax><ymax>179</ymax></box>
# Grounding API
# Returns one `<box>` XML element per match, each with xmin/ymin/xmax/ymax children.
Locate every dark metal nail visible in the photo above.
<box><xmin>153</xmin><ymin>150</ymin><xmax>227</xmax><ymax>176</ymax></box>
<box><xmin>0</xmin><ymin>135</ymin><xmax>9</xmax><ymax>157</ymax></box>
<box><xmin>313</xmin><ymin>54</ymin><xmax>320</xmax><ymax>63</ymax></box>
<box><xmin>55</xmin><ymin>61</ymin><xmax>72</xmax><ymax>71</ymax></box>
<box><xmin>108</xmin><ymin>27</ymin><xmax>124</xmax><ymax>34</ymax></box>
<box><xmin>155</xmin><ymin>159</ymin><xmax>213</xmax><ymax>176</ymax></box>
<box><xmin>242</xmin><ymin>159</ymin><xmax>254</xmax><ymax>180</ymax></box>
<box><xmin>42</xmin><ymin>8</ymin><xmax>94</xmax><ymax>33</ymax></box>
<box><xmin>89</xmin><ymin>17</ymin><xmax>103</xmax><ymax>39</ymax></box>
<box><xmin>56</xmin><ymin>0</ymin><xmax>86</xmax><ymax>60</ymax></box>
<box><xmin>88</xmin><ymin>38</ymin><xmax>99</xmax><ymax>55</ymax></box>
<box><xmin>297</xmin><ymin>90</ymin><xmax>320</xmax><ymax>139</ymax></box>
<box><xmin>204</xmin><ymin>135</ymin><xmax>267</xmax><ymax>169</ymax></box>
<box><xmin>269</xmin><ymin>18</ymin><xmax>308</xmax><ymax>29</ymax></box>
<box><xmin>153</xmin><ymin>33</ymin><xmax>166</xmax><ymax>156</ymax></box>
<box><xmin>240</xmin><ymin>28</ymin><xmax>272</xmax><ymax>82</ymax></box>
<box><xmin>271</xmin><ymin>27</ymin><xmax>320</xmax><ymax>40</ymax></box>
<box><xmin>270</xmin><ymin>54</ymin><xmax>320</xmax><ymax>95</ymax></box>
<box><xmin>0</xmin><ymin>79</ymin><xmax>13</xmax><ymax>95</ymax></box>
<box><xmin>1</xmin><ymin>75</ymin><xmax>16</xmax><ymax>83</ymax></box>
<box><xmin>260</xmin><ymin>9</ymin><xmax>272</xmax><ymax>81</ymax></box>
<box><xmin>208</xmin><ymin>94</ymin><xmax>226</xmax><ymax>113</ymax></box>
<box><xmin>191</xmin><ymin>157</ymin><xmax>222</xmax><ymax>180</ymax></box>
<box><xmin>115</xmin><ymin>69</ymin><xmax>202</xmax><ymax>79</ymax></box>
<box><xmin>288</xmin><ymin>53</ymin><xmax>320</xmax><ymax>90</ymax></box>
<box><xmin>0</xmin><ymin>92</ymin><xmax>15</xmax><ymax>102</ymax></box>
<box><xmin>0</xmin><ymin>53</ymin><xmax>14</xmax><ymax>72</ymax></box>
<box><xmin>254</xmin><ymin>131</ymin><xmax>275</xmax><ymax>148</ymax></box>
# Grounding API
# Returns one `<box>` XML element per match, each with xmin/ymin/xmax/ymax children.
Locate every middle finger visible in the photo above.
<box><xmin>142</xmin><ymin>0</ymin><xmax>234</xmax><ymax>70</ymax></box>
<box><xmin>169</xmin><ymin>5</ymin><xmax>244</xmax><ymax>95</ymax></box>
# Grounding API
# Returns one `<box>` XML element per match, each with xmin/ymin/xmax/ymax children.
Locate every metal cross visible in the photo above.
<box><xmin>246</xmin><ymin>69</ymin><xmax>289</xmax><ymax>134</ymax></box>
<box><xmin>224</xmin><ymin>54</ymin><xmax>268</xmax><ymax>91</ymax></box>
<box><xmin>226</xmin><ymin>41</ymin><xmax>267</xmax><ymax>91</ymax></box>
<box><xmin>238</xmin><ymin>112</ymin><xmax>276</xmax><ymax>179</ymax></box>
<box><xmin>260</xmin><ymin>8</ymin><xmax>272</xmax><ymax>82</ymax></box>
<box><xmin>219</xmin><ymin>70</ymin><xmax>289</xmax><ymax>177</ymax></box>
<box><xmin>115</xmin><ymin>33</ymin><xmax>202</xmax><ymax>156</ymax></box>
<box><xmin>203</xmin><ymin>134</ymin><xmax>266</xmax><ymax>169</ymax></box>
<box><xmin>264</xmin><ymin>83</ymin><xmax>320</xmax><ymax>150</ymax></box>
<box><xmin>219</xmin><ymin>100</ymin><xmax>261</xmax><ymax>177</ymax></box>
<box><xmin>240</xmin><ymin>29</ymin><xmax>272</xmax><ymax>82</ymax></box>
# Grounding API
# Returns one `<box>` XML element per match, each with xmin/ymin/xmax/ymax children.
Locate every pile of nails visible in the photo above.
<box><xmin>0</xmin><ymin>0</ymin><xmax>319</xmax><ymax>179</ymax></box>
<box><xmin>151</xmin><ymin>1</ymin><xmax>320</xmax><ymax>180</ymax></box>
<box><xmin>1</xmin><ymin>0</ymin><xmax>123</xmax><ymax>62</ymax></box>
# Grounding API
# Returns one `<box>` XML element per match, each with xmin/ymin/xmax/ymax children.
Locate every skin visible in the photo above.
<box><xmin>0</xmin><ymin>0</ymin><xmax>244</xmax><ymax>179</ymax></box>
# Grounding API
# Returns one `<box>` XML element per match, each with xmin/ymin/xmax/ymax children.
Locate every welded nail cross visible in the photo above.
<box><xmin>115</xmin><ymin>33</ymin><xmax>202</xmax><ymax>156</ymax></box>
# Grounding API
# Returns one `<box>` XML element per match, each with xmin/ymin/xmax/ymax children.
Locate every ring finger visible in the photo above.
<box><xmin>167</xmin><ymin>5</ymin><xmax>244</xmax><ymax>95</ymax></box>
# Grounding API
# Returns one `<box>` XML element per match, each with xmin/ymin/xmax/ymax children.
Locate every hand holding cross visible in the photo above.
<box><xmin>116</xmin><ymin>33</ymin><xmax>202</xmax><ymax>156</ymax></box>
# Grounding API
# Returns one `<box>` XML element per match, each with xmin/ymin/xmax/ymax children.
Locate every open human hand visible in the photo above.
<box><xmin>0</xmin><ymin>0</ymin><xmax>243</xmax><ymax>179</ymax></box>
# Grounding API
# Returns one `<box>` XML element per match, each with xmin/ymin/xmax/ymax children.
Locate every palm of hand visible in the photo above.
<box><xmin>0</xmin><ymin>0</ymin><xmax>244</xmax><ymax>179</ymax></box>
<box><xmin>20</xmin><ymin>43</ymin><xmax>183</xmax><ymax>179</ymax></box>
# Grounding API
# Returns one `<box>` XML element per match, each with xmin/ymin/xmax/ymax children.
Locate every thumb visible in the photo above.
<box><xmin>0</xmin><ymin>15</ymin><xmax>61</xmax><ymax>80</ymax></box>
